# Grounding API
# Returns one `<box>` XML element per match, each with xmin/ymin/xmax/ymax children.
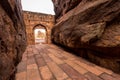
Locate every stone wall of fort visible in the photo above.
<box><xmin>23</xmin><ymin>11</ymin><xmax>55</xmax><ymax>45</ymax></box>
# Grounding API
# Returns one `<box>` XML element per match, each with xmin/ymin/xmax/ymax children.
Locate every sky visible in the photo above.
<box><xmin>21</xmin><ymin>0</ymin><xmax>55</xmax><ymax>15</ymax></box>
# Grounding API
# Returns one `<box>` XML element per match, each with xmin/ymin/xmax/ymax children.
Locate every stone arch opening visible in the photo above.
<box><xmin>23</xmin><ymin>11</ymin><xmax>54</xmax><ymax>45</ymax></box>
<box><xmin>33</xmin><ymin>24</ymin><xmax>47</xmax><ymax>44</ymax></box>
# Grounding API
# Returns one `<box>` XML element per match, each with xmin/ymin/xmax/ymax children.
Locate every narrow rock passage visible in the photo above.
<box><xmin>16</xmin><ymin>44</ymin><xmax>120</xmax><ymax>80</ymax></box>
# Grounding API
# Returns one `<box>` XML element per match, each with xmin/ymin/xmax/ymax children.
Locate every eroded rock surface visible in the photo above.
<box><xmin>52</xmin><ymin>0</ymin><xmax>120</xmax><ymax>72</ymax></box>
<box><xmin>0</xmin><ymin>0</ymin><xmax>27</xmax><ymax>80</ymax></box>
<box><xmin>52</xmin><ymin>0</ymin><xmax>82</xmax><ymax>19</ymax></box>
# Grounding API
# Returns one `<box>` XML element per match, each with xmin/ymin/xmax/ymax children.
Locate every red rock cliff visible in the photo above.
<box><xmin>0</xmin><ymin>0</ymin><xmax>27</xmax><ymax>80</ymax></box>
<box><xmin>52</xmin><ymin>0</ymin><xmax>120</xmax><ymax>72</ymax></box>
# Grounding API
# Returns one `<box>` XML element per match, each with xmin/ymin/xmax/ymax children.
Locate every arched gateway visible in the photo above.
<box><xmin>33</xmin><ymin>24</ymin><xmax>47</xmax><ymax>44</ymax></box>
<box><xmin>23</xmin><ymin>11</ymin><xmax>54</xmax><ymax>45</ymax></box>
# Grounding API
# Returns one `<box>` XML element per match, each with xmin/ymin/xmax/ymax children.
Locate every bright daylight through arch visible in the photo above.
<box><xmin>34</xmin><ymin>28</ymin><xmax>46</xmax><ymax>44</ymax></box>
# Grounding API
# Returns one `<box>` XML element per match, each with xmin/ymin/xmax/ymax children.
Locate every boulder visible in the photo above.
<box><xmin>52</xmin><ymin>0</ymin><xmax>120</xmax><ymax>73</ymax></box>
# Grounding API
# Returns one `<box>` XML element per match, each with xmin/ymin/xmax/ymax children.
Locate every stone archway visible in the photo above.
<box><xmin>23</xmin><ymin>11</ymin><xmax>55</xmax><ymax>45</ymax></box>
<box><xmin>33</xmin><ymin>24</ymin><xmax>47</xmax><ymax>44</ymax></box>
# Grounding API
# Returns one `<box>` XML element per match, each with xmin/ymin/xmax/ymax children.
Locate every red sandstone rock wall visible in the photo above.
<box><xmin>52</xmin><ymin>0</ymin><xmax>120</xmax><ymax>72</ymax></box>
<box><xmin>0</xmin><ymin>0</ymin><xmax>27</xmax><ymax>80</ymax></box>
<box><xmin>52</xmin><ymin>0</ymin><xmax>81</xmax><ymax>19</ymax></box>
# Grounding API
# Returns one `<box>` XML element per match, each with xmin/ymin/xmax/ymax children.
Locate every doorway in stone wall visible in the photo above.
<box><xmin>34</xmin><ymin>25</ymin><xmax>47</xmax><ymax>44</ymax></box>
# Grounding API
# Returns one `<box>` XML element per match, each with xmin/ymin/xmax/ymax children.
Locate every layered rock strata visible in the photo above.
<box><xmin>0</xmin><ymin>0</ymin><xmax>27</xmax><ymax>79</ymax></box>
<box><xmin>52</xmin><ymin>0</ymin><xmax>120</xmax><ymax>73</ymax></box>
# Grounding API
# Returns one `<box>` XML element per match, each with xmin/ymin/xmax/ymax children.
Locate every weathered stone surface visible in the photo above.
<box><xmin>23</xmin><ymin>11</ymin><xmax>54</xmax><ymax>45</ymax></box>
<box><xmin>52</xmin><ymin>0</ymin><xmax>120</xmax><ymax>72</ymax></box>
<box><xmin>0</xmin><ymin>0</ymin><xmax>27</xmax><ymax>80</ymax></box>
<box><xmin>52</xmin><ymin>0</ymin><xmax>82</xmax><ymax>19</ymax></box>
